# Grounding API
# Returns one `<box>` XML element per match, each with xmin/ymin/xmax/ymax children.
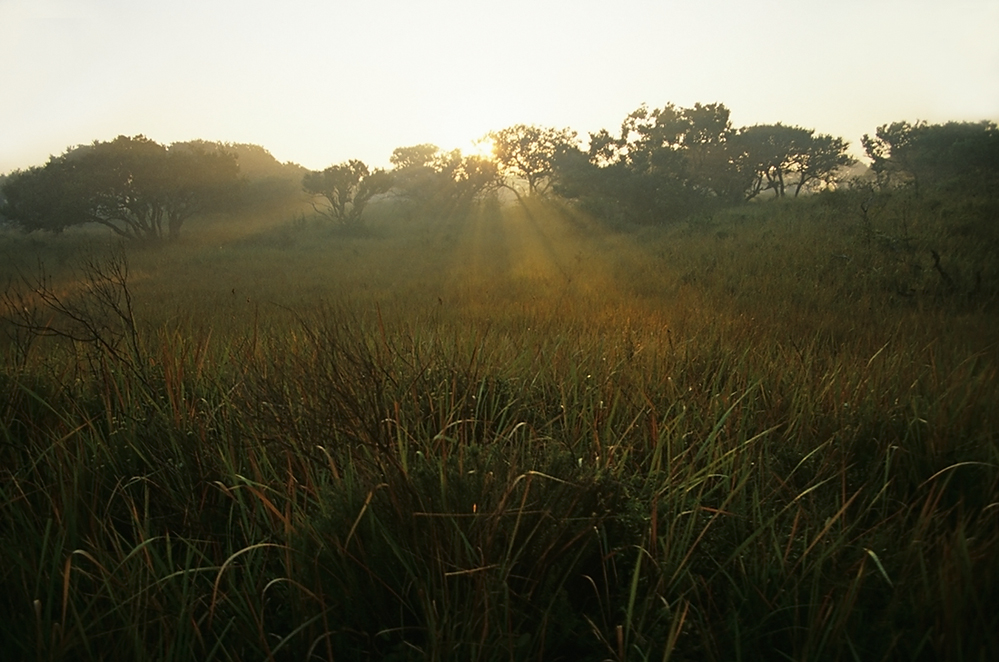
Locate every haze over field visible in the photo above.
<box><xmin>2</xmin><ymin>0</ymin><xmax>997</xmax><ymax>174</ymax></box>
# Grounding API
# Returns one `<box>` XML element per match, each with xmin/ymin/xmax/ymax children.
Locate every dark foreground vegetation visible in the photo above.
<box><xmin>2</xmin><ymin>182</ymin><xmax>998</xmax><ymax>661</ymax></box>
<box><xmin>1</xmin><ymin>111</ymin><xmax>998</xmax><ymax>660</ymax></box>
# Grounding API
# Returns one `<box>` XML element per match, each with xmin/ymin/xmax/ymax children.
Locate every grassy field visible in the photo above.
<box><xmin>1</xmin><ymin>189</ymin><xmax>997</xmax><ymax>661</ymax></box>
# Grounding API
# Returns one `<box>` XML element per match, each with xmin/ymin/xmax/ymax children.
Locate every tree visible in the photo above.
<box><xmin>735</xmin><ymin>124</ymin><xmax>854</xmax><ymax>199</ymax></box>
<box><xmin>180</xmin><ymin>141</ymin><xmax>309</xmax><ymax>212</ymax></box>
<box><xmin>487</xmin><ymin>124</ymin><xmax>578</xmax><ymax>197</ymax></box>
<box><xmin>390</xmin><ymin>144</ymin><xmax>499</xmax><ymax>217</ymax></box>
<box><xmin>863</xmin><ymin>120</ymin><xmax>999</xmax><ymax>192</ymax></box>
<box><xmin>389</xmin><ymin>144</ymin><xmax>446</xmax><ymax>211</ymax></box>
<box><xmin>431</xmin><ymin>150</ymin><xmax>500</xmax><ymax>209</ymax></box>
<box><xmin>303</xmin><ymin>160</ymin><xmax>393</xmax><ymax>229</ymax></box>
<box><xmin>788</xmin><ymin>133</ymin><xmax>855</xmax><ymax>196</ymax></box>
<box><xmin>155</xmin><ymin>142</ymin><xmax>244</xmax><ymax>239</ymax></box>
<box><xmin>681</xmin><ymin>103</ymin><xmax>746</xmax><ymax>202</ymax></box>
<box><xmin>553</xmin><ymin>103</ymin><xmax>739</xmax><ymax>223</ymax></box>
<box><xmin>553</xmin><ymin>144</ymin><xmax>669</xmax><ymax>224</ymax></box>
<box><xmin>617</xmin><ymin>102</ymin><xmax>747</xmax><ymax>203</ymax></box>
<box><xmin>389</xmin><ymin>144</ymin><xmax>441</xmax><ymax>172</ymax></box>
<box><xmin>861</xmin><ymin>121</ymin><xmax>916</xmax><ymax>189</ymax></box>
<box><xmin>0</xmin><ymin>135</ymin><xmax>240</xmax><ymax>241</ymax></box>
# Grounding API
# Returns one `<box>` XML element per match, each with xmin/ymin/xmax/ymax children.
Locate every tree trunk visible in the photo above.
<box><xmin>168</xmin><ymin>214</ymin><xmax>184</xmax><ymax>241</ymax></box>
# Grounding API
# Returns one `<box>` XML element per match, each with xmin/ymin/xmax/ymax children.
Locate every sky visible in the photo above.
<box><xmin>2</xmin><ymin>0</ymin><xmax>997</xmax><ymax>174</ymax></box>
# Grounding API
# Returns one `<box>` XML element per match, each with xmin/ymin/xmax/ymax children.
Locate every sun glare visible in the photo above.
<box><xmin>463</xmin><ymin>137</ymin><xmax>495</xmax><ymax>161</ymax></box>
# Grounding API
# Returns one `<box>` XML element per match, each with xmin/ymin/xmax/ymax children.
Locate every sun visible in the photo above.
<box><xmin>463</xmin><ymin>137</ymin><xmax>495</xmax><ymax>161</ymax></box>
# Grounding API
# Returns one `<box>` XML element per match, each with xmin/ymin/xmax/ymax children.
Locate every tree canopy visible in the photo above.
<box><xmin>487</xmin><ymin>124</ymin><xmax>578</xmax><ymax>198</ymax></box>
<box><xmin>553</xmin><ymin>103</ymin><xmax>739</xmax><ymax>223</ymax></box>
<box><xmin>0</xmin><ymin>135</ymin><xmax>240</xmax><ymax>241</ymax></box>
<box><xmin>736</xmin><ymin>124</ymin><xmax>855</xmax><ymax>199</ymax></box>
<box><xmin>5</xmin><ymin>105</ymin><xmax>996</xmax><ymax>237</ymax></box>
<box><xmin>550</xmin><ymin>103</ymin><xmax>859</xmax><ymax>224</ymax></box>
<box><xmin>863</xmin><ymin>120</ymin><xmax>999</xmax><ymax>192</ymax></box>
<box><xmin>303</xmin><ymin>160</ymin><xmax>393</xmax><ymax>229</ymax></box>
<box><xmin>389</xmin><ymin>144</ymin><xmax>499</xmax><ymax>217</ymax></box>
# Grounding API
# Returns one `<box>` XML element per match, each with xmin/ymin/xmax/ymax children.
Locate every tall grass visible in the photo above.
<box><xmin>1</xmin><ymin>188</ymin><xmax>997</xmax><ymax>660</ymax></box>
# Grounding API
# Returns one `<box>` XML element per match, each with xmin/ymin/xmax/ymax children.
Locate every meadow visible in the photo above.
<box><xmin>1</xmin><ymin>189</ymin><xmax>997</xmax><ymax>661</ymax></box>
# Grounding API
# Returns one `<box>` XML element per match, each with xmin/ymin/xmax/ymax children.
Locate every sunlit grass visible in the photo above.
<box><xmin>1</xmin><ymin>189</ymin><xmax>997</xmax><ymax>660</ymax></box>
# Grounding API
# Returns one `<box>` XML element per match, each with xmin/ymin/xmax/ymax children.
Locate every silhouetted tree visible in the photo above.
<box><xmin>554</xmin><ymin>103</ymin><xmax>739</xmax><ymax>223</ymax></box>
<box><xmin>614</xmin><ymin>102</ymin><xmax>745</xmax><ymax>203</ymax></box>
<box><xmin>861</xmin><ymin>121</ymin><xmax>916</xmax><ymax>189</ymax></box>
<box><xmin>433</xmin><ymin>151</ymin><xmax>500</xmax><ymax>208</ymax></box>
<box><xmin>303</xmin><ymin>160</ymin><xmax>393</xmax><ymax>229</ymax></box>
<box><xmin>682</xmin><ymin>103</ymin><xmax>746</xmax><ymax>202</ymax></box>
<box><xmin>216</xmin><ymin>142</ymin><xmax>308</xmax><ymax>211</ymax></box>
<box><xmin>735</xmin><ymin>124</ymin><xmax>854</xmax><ymax>199</ymax></box>
<box><xmin>487</xmin><ymin>124</ymin><xmax>578</xmax><ymax>197</ymax></box>
<box><xmin>553</xmin><ymin>103</ymin><xmax>855</xmax><ymax>223</ymax></box>
<box><xmin>390</xmin><ymin>144</ymin><xmax>499</xmax><ymax>217</ymax></box>
<box><xmin>389</xmin><ymin>144</ymin><xmax>441</xmax><ymax>211</ymax></box>
<box><xmin>863</xmin><ymin>120</ymin><xmax>999</xmax><ymax>193</ymax></box>
<box><xmin>389</xmin><ymin>144</ymin><xmax>441</xmax><ymax>172</ymax></box>
<box><xmin>0</xmin><ymin>135</ymin><xmax>240</xmax><ymax>241</ymax></box>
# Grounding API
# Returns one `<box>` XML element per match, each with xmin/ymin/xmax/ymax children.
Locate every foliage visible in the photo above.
<box><xmin>0</xmin><ymin>136</ymin><xmax>240</xmax><ymax>241</ymax></box>
<box><xmin>863</xmin><ymin>119</ymin><xmax>999</xmax><ymax>192</ymax></box>
<box><xmin>487</xmin><ymin>124</ymin><xmax>579</xmax><ymax>197</ymax></box>
<box><xmin>554</xmin><ymin>103</ymin><xmax>740</xmax><ymax>224</ymax></box>
<box><xmin>554</xmin><ymin>105</ymin><xmax>859</xmax><ymax>225</ymax></box>
<box><xmin>303</xmin><ymin>159</ymin><xmax>394</xmax><ymax>229</ymax></box>
<box><xmin>735</xmin><ymin>123</ymin><xmax>856</xmax><ymax>199</ymax></box>
<box><xmin>182</xmin><ymin>141</ymin><xmax>310</xmax><ymax>212</ymax></box>
<box><xmin>389</xmin><ymin>144</ymin><xmax>499</xmax><ymax>217</ymax></box>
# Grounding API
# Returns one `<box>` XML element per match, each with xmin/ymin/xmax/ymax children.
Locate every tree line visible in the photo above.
<box><xmin>2</xmin><ymin>104</ymin><xmax>997</xmax><ymax>241</ymax></box>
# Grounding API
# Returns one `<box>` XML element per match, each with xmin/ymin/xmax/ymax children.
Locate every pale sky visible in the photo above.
<box><xmin>2</xmin><ymin>0</ymin><xmax>997</xmax><ymax>174</ymax></box>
